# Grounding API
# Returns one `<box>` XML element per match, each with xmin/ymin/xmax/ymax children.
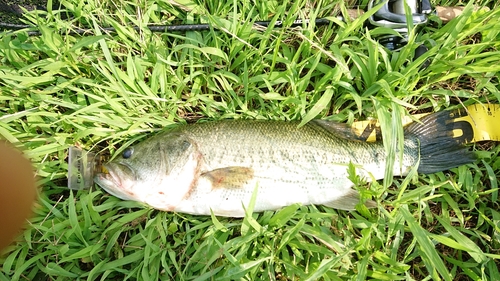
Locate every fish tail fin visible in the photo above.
<box><xmin>404</xmin><ymin>110</ymin><xmax>476</xmax><ymax>174</ymax></box>
<box><xmin>323</xmin><ymin>189</ymin><xmax>376</xmax><ymax>211</ymax></box>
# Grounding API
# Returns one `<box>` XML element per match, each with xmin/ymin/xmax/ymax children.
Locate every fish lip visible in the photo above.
<box><xmin>95</xmin><ymin>162</ymin><xmax>137</xmax><ymax>200</ymax></box>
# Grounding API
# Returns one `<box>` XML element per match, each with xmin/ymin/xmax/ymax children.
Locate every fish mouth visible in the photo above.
<box><xmin>94</xmin><ymin>162</ymin><xmax>137</xmax><ymax>201</ymax></box>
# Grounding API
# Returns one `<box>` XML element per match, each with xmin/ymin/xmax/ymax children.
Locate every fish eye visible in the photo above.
<box><xmin>182</xmin><ymin>140</ymin><xmax>191</xmax><ymax>149</ymax></box>
<box><xmin>122</xmin><ymin>147</ymin><xmax>134</xmax><ymax>159</ymax></box>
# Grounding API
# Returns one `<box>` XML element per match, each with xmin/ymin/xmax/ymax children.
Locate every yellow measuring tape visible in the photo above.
<box><xmin>351</xmin><ymin>104</ymin><xmax>500</xmax><ymax>143</ymax></box>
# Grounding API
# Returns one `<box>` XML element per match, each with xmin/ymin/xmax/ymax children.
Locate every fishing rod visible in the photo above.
<box><xmin>1</xmin><ymin>0</ymin><xmax>460</xmax><ymax>38</ymax></box>
<box><xmin>0</xmin><ymin>9</ymin><xmax>343</xmax><ymax>35</ymax></box>
<box><xmin>0</xmin><ymin>15</ymin><xmax>337</xmax><ymax>34</ymax></box>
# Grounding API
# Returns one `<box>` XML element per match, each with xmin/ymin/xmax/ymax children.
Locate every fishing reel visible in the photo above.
<box><xmin>368</xmin><ymin>0</ymin><xmax>432</xmax><ymax>51</ymax></box>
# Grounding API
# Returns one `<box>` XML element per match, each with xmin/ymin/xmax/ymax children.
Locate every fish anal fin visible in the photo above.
<box><xmin>322</xmin><ymin>189</ymin><xmax>376</xmax><ymax>210</ymax></box>
<box><xmin>202</xmin><ymin>167</ymin><xmax>254</xmax><ymax>189</ymax></box>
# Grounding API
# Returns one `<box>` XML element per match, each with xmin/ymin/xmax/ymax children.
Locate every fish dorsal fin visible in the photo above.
<box><xmin>322</xmin><ymin>189</ymin><xmax>376</xmax><ymax>210</ymax></box>
<box><xmin>202</xmin><ymin>167</ymin><xmax>254</xmax><ymax>189</ymax></box>
<box><xmin>311</xmin><ymin>119</ymin><xmax>364</xmax><ymax>141</ymax></box>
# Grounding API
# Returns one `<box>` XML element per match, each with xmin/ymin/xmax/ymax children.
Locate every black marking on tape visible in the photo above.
<box><xmin>358</xmin><ymin>122</ymin><xmax>381</xmax><ymax>142</ymax></box>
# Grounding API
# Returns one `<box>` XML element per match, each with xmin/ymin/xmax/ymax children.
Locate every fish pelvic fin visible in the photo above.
<box><xmin>322</xmin><ymin>189</ymin><xmax>376</xmax><ymax>211</ymax></box>
<box><xmin>202</xmin><ymin>167</ymin><xmax>254</xmax><ymax>189</ymax></box>
<box><xmin>404</xmin><ymin>110</ymin><xmax>476</xmax><ymax>174</ymax></box>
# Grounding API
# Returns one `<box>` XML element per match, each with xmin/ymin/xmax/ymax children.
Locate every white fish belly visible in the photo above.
<box><xmin>174</xmin><ymin>165</ymin><xmax>364</xmax><ymax>217</ymax></box>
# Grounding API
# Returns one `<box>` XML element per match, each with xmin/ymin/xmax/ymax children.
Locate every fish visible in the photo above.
<box><xmin>94</xmin><ymin>111</ymin><xmax>475</xmax><ymax>217</ymax></box>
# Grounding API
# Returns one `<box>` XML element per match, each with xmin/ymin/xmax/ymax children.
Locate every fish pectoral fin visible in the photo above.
<box><xmin>202</xmin><ymin>167</ymin><xmax>254</xmax><ymax>189</ymax></box>
<box><xmin>323</xmin><ymin>189</ymin><xmax>376</xmax><ymax>210</ymax></box>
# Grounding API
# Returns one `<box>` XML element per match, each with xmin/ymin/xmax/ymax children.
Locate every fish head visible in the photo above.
<box><xmin>94</xmin><ymin>132</ymin><xmax>202</xmax><ymax>210</ymax></box>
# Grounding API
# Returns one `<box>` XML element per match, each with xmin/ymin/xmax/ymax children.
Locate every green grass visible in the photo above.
<box><xmin>1</xmin><ymin>0</ymin><xmax>500</xmax><ymax>280</ymax></box>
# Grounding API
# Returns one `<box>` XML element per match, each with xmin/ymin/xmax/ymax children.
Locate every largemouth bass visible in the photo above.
<box><xmin>94</xmin><ymin>111</ymin><xmax>475</xmax><ymax>217</ymax></box>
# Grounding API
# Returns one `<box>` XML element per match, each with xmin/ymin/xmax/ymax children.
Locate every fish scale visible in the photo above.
<box><xmin>94</xmin><ymin>111</ymin><xmax>475</xmax><ymax>217</ymax></box>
